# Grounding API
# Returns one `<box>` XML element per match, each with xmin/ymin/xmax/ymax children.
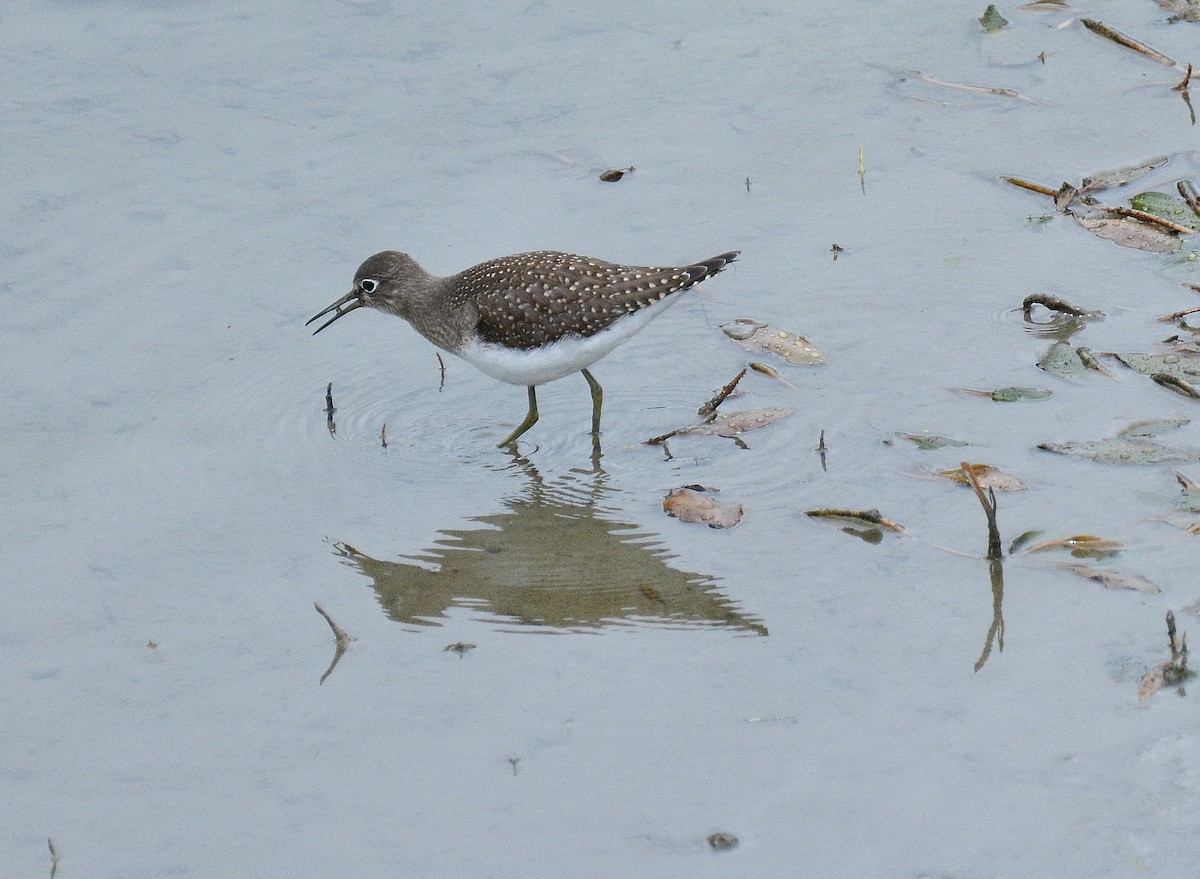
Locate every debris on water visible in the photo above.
<box><xmin>1024</xmin><ymin>535</ymin><xmax>1123</xmax><ymax>558</ymax></box>
<box><xmin>960</xmin><ymin>386</ymin><xmax>1053</xmax><ymax>402</ymax></box>
<box><xmin>598</xmin><ymin>166</ymin><xmax>634</xmax><ymax>182</ymax></box>
<box><xmin>707</xmin><ymin>831</ymin><xmax>739</xmax><ymax>851</ymax></box>
<box><xmin>720</xmin><ymin>318</ymin><xmax>826</xmax><ymax>365</ymax></box>
<box><xmin>937</xmin><ymin>462</ymin><xmax>1027</xmax><ymax>491</ymax></box>
<box><xmin>896</xmin><ymin>432</ymin><xmax>969</xmax><ymax>451</ymax></box>
<box><xmin>805</xmin><ymin>507</ymin><xmax>906</xmax><ymax>532</ymax></box>
<box><xmin>1058</xmin><ymin>563</ymin><xmax>1159</xmax><ymax>593</ymax></box>
<box><xmin>663</xmin><ymin>486</ymin><xmax>744</xmax><ymax>529</ymax></box>
<box><xmin>979</xmin><ymin>4</ymin><xmax>1009</xmax><ymax>31</ymax></box>
<box><xmin>1039</xmin><ymin>437</ymin><xmax>1200</xmax><ymax>464</ymax></box>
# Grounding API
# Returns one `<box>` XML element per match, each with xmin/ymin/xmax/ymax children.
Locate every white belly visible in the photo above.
<box><xmin>455</xmin><ymin>294</ymin><xmax>684</xmax><ymax>386</ymax></box>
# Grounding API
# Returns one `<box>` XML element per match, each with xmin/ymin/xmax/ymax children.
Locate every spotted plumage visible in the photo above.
<box><xmin>307</xmin><ymin>248</ymin><xmax>740</xmax><ymax>446</ymax></box>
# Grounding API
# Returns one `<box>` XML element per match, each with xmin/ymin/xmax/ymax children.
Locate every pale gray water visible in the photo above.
<box><xmin>4</xmin><ymin>1</ymin><xmax>1200</xmax><ymax>875</ymax></box>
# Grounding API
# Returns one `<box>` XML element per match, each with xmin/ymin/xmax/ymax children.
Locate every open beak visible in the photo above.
<box><xmin>306</xmin><ymin>290</ymin><xmax>364</xmax><ymax>334</ymax></box>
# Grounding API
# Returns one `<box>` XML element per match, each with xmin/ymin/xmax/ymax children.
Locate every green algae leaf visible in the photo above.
<box><xmin>990</xmin><ymin>386</ymin><xmax>1052</xmax><ymax>402</ymax></box>
<box><xmin>1130</xmin><ymin>191</ymin><xmax>1200</xmax><ymax>228</ymax></box>
<box><xmin>1038</xmin><ymin>438</ymin><xmax>1200</xmax><ymax>464</ymax></box>
<box><xmin>979</xmin><ymin>4</ymin><xmax>1009</xmax><ymax>31</ymax></box>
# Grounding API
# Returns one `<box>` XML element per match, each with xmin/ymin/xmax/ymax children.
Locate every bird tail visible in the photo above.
<box><xmin>684</xmin><ymin>251</ymin><xmax>740</xmax><ymax>287</ymax></box>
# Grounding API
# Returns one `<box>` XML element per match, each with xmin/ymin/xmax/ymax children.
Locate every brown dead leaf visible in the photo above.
<box><xmin>1025</xmin><ymin>535</ymin><xmax>1123</xmax><ymax>557</ymax></box>
<box><xmin>1139</xmin><ymin>662</ymin><xmax>1169</xmax><ymax>701</ymax></box>
<box><xmin>683</xmin><ymin>407</ymin><xmax>794</xmax><ymax>437</ymax></box>
<box><xmin>721</xmin><ymin>319</ymin><xmax>826</xmax><ymax>365</ymax></box>
<box><xmin>937</xmin><ymin>462</ymin><xmax>1028</xmax><ymax>491</ymax></box>
<box><xmin>1072</xmin><ymin>210</ymin><xmax>1183</xmax><ymax>252</ymax></box>
<box><xmin>1059</xmin><ymin>563</ymin><xmax>1160</xmax><ymax>593</ymax></box>
<box><xmin>662</xmin><ymin>486</ymin><xmax>744</xmax><ymax>529</ymax></box>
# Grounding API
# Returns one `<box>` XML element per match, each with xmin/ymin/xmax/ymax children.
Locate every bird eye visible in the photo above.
<box><xmin>359</xmin><ymin>278</ymin><xmax>378</xmax><ymax>295</ymax></box>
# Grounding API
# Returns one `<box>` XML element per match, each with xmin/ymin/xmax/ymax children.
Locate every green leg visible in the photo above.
<box><xmin>497</xmin><ymin>386</ymin><xmax>539</xmax><ymax>447</ymax></box>
<box><xmin>582</xmin><ymin>368</ymin><xmax>603</xmax><ymax>436</ymax></box>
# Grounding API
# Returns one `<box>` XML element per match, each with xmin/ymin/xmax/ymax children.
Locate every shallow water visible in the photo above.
<box><xmin>5</xmin><ymin>1</ymin><xmax>1200</xmax><ymax>875</ymax></box>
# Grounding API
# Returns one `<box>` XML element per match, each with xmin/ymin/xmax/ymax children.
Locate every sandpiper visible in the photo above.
<box><xmin>308</xmin><ymin>249</ymin><xmax>739</xmax><ymax>446</ymax></box>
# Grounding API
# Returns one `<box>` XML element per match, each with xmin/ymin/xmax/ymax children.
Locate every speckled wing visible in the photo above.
<box><xmin>451</xmin><ymin>251</ymin><xmax>738</xmax><ymax>349</ymax></box>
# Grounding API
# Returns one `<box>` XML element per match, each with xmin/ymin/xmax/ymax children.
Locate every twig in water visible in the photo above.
<box><xmin>315</xmin><ymin>602</ymin><xmax>352</xmax><ymax>645</ymax></box>
<box><xmin>1022</xmin><ymin>293</ymin><xmax>1099</xmax><ymax>317</ymax></box>
<box><xmin>1179</xmin><ymin>180</ymin><xmax>1200</xmax><ymax>216</ymax></box>
<box><xmin>817</xmin><ymin>429</ymin><xmax>827</xmax><ymax>471</ymax></box>
<box><xmin>1104</xmin><ymin>204</ymin><xmax>1196</xmax><ymax>235</ymax></box>
<box><xmin>436</xmin><ymin>352</ymin><xmax>446</xmax><ymax>390</ymax></box>
<box><xmin>1156</xmin><ymin>305</ymin><xmax>1200</xmax><ymax>322</ymax></box>
<box><xmin>1173</xmin><ymin>63</ymin><xmax>1193</xmax><ymax>92</ymax></box>
<box><xmin>325</xmin><ymin>383</ymin><xmax>337</xmax><ymax>438</ymax></box>
<box><xmin>380</xmin><ymin>422</ymin><xmax>388</xmax><ymax>449</ymax></box>
<box><xmin>49</xmin><ymin>838</ymin><xmax>60</xmax><ymax>879</ymax></box>
<box><xmin>858</xmin><ymin>145</ymin><xmax>866</xmax><ymax>195</ymax></box>
<box><xmin>1002</xmin><ymin>175</ymin><xmax>1059</xmax><ymax>197</ymax></box>
<box><xmin>962</xmin><ymin>462</ymin><xmax>1002</xmax><ymax>560</ymax></box>
<box><xmin>698</xmin><ymin>369</ymin><xmax>747</xmax><ymax>416</ymax></box>
<box><xmin>1080</xmin><ymin>18</ymin><xmax>1178</xmax><ymax>68</ymax></box>
<box><xmin>314</xmin><ymin>601</ymin><xmax>354</xmax><ymax>685</ymax></box>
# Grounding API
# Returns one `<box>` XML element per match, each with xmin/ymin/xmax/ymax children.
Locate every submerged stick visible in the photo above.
<box><xmin>1156</xmin><ymin>305</ymin><xmax>1200</xmax><ymax>322</ymax></box>
<box><xmin>1022</xmin><ymin>293</ymin><xmax>1099</xmax><ymax>317</ymax></box>
<box><xmin>1080</xmin><ymin>18</ymin><xmax>1177</xmax><ymax>67</ymax></box>
<box><xmin>962</xmin><ymin>462</ymin><xmax>1002</xmax><ymax>560</ymax></box>
<box><xmin>315</xmin><ymin>602</ymin><xmax>352</xmax><ymax>645</ymax></box>
<box><xmin>1104</xmin><ymin>204</ymin><xmax>1196</xmax><ymax>235</ymax></box>
<box><xmin>1174</xmin><ymin>63</ymin><xmax>1193</xmax><ymax>92</ymax></box>
<box><xmin>324</xmin><ymin>383</ymin><xmax>335</xmax><ymax>414</ymax></box>
<box><xmin>315</xmin><ymin>601</ymin><xmax>353</xmax><ymax>686</ymax></box>
<box><xmin>698</xmin><ymin>368</ymin><xmax>747</xmax><ymax>416</ymax></box>
<box><xmin>1179</xmin><ymin>180</ymin><xmax>1200</xmax><ymax>216</ymax></box>
<box><xmin>1002</xmin><ymin>175</ymin><xmax>1059</xmax><ymax>197</ymax></box>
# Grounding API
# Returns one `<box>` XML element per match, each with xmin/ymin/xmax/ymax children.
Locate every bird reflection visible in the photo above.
<box><xmin>328</xmin><ymin>454</ymin><xmax>766</xmax><ymax>635</ymax></box>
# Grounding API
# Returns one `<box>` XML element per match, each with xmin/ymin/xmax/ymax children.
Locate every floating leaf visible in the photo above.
<box><xmin>896</xmin><ymin>432</ymin><xmax>969</xmax><ymax>450</ymax></box>
<box><xmin>1110</xmin><ymin>350</ymin><xmax>1200</xmax><ymax>380</ymax></box>
<box><xmin>806</xmin><ymin>508</ymin><xmax>906</xmax><ymax>532</ymax></box>
<box><xmin>1008</xmin><ymin>530</ymin><xmax>1045</xmax><ymax>554</ymax></box>
<box><xmin>687</xmin><ymin>407</ymin><xmax>793</xmax><ymax>437</ymax></box>
<box><xmin>1117</xmin><ymin>417</ymin><xmax>1190</xmax><ymax>437</ymax></box>
<box><xmin>721</xmin><ymin>319</ymin><xmax>826</xmax><ymax>365</ymax></box>
<box><xmin>962</xmin><ymin>386</ymin><xmax>1052</xmax><ymax>402</ymax></box>
<box><xmin>979</xmin><ymin>4</ymin><xmax>1009</xmax><ymax>30</ymax></box>
<box><xmin>1037</xmin><ymin>341</ymin><xmax>1090</xmax><ymax>379</ymax></box>
<box><xmin>598</xmin><ymin>167</ymin><xmax>633</xmax><ymax>182</ymax></box>
<box><xmin>1079</xmin><ymin>156</ymin><xmax>1169</xmax><ymax>193</ymax></box>
<box><xmin>1060</xmin><ymin>563</ymin><xmax>1159</xmax><ymax>593</ymax></box>
<box><xmin>1072</xmin><ymin>210</ymin><xmax>1183</xmax><ymax>252</ymax></box>
<box><xmin>1027</xmin><ymin>535</ymin><xmax>1123</xmax><ymax>557</ymax></box>
<box><xmin>1130</xmin><ymin>191</ymin><xmax>1200</xmax><ymax>228</ymax></box>
<box><xmin>937</xmin><ymin>462</ymin><xmax>1027</xmax><ymax>491</ymax></box>
<box><xmin>663</xmin><ymin>486</ymin><xmax>744</xmax><ymax>529</ymax></box>
<box><xmin>1039</xmin><ymin>437</ymin><xmax>1200</xmax><ymax>464</ymax></box>
<box><xmin>1139</xmin><ymin>662</ymin><xmax>1169</xmax><ymax>701</ymax></box>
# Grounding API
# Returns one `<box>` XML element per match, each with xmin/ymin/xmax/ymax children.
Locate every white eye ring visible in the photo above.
<box><xmin>359</xmin><ymin>278</ymin><xmax>378</xmax><ymax>294</ymax></box>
